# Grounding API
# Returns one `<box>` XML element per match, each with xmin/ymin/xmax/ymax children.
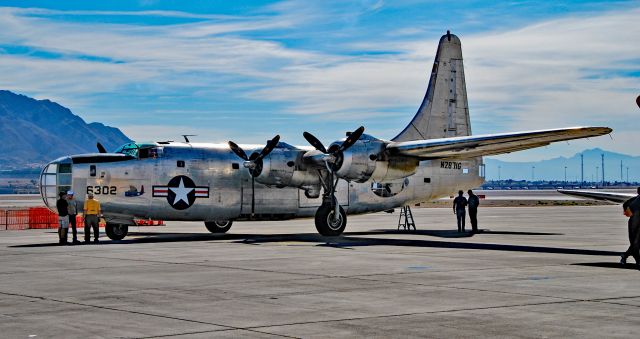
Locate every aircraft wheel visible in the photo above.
<box><xmin>315</xmin><ymin>204</ymin><xmax>347</xmax><ymax>236</ymax></box>
<box><xmin>105</xmin><ymin>223</ymin><xmax>128</xmax><ymax>240</ymax></box>
<box><xmin>205</xmin><ymin>220</ymin><xmax>233</xmax><ymax>234</ymax></box>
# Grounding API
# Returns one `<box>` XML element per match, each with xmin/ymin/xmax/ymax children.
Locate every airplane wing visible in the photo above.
<box><xmin>386</xmin><ymin>127</ymin><xmax>611</xmax><ymax>160</ymax></box>
<box><xmin>557</xmin><ymin>189</ymin><xmax>635</xmax><ymax>203</ymax></box>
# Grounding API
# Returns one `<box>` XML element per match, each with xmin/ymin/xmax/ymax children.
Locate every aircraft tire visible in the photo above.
<box><xmin>105</xmin><ymin>223</ymin><xmax>128</xmax><ymax>240</ymax></box>
<box><xmin>205</xmin><ymin>220</ymin><xmax>233</xmax><ymax>233</ymax></box>
<box><xmin>315</xmin><ymin>204</ymin><xmax>347</xmax><ymax>236</ymax></box>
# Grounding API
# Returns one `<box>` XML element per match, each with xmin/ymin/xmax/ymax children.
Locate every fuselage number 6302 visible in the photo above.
<box><xmin>86</xmin><ymin>186</ymin><xmax>117</xmax><ymax>195</ymax></box>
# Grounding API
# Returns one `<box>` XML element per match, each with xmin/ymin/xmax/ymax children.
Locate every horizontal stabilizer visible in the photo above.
<box><xmin>387</xmin><ymin>126</ymin><xmax>611</xmax><ymax>160</ymax></box>
<box><xmin>557</xmin><ymin>189</ymin><xmax>633</xmax><ymax>203</ymax></box>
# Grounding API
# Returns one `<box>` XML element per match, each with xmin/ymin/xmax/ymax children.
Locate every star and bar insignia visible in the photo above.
<box><xmin>153</xmin><ymin>175</ymin><xmax>209</xmax><ymax>210</ymax></box>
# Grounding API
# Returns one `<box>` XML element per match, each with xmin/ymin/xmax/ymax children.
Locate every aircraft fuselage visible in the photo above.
<box><xmin>40</xmin><ymin>142</ymin><xmax>483</xmax><ymax>225</ymax></box>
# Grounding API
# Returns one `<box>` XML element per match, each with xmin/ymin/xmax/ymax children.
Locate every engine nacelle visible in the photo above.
<box><xmin>254</xmin><ymin>147</ymin><xmax>319</xmax><ymax>187</ymax></box>
<box><xmin>370</xmin><ymin>156</ymin><xmax>419</xmax><ymax>182</ymax></box>
<box><xmin>333</xmin><ymin>135</ymin><xmax>385</xmax><ymax>183</ymax></box>
<box><xmin>333</xmin><ymin>135</ymin><xmax>419</xmax><ymax>183</ymax></box>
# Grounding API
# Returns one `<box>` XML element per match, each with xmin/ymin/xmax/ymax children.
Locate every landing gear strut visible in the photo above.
<box><xmin>314</xmin><ymin>168</ymin><xmax>347</xmax><ymax>236</ymax></box>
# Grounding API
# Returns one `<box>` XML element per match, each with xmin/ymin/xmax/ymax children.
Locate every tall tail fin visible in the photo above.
<box><xmin>393</xmin><ymin>31</ymin><xmax>471</xmax><ymax>142</ymax></box>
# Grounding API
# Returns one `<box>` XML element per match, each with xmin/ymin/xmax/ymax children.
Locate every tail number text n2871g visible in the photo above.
<box><xmin>441</xmin><ymin>161</ymin><xmax>462</xmax><ymax>170</ymax></box>
<box><xmin>87</xmin><ymin>186</ymin><xmax>117</xmax><ymax>195</ymax></box>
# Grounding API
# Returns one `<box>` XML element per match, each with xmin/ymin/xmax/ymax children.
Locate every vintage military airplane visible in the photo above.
<box><xmin>39</xmin><ymin>31</ymin><xmax>611</xmax><ymax>240</ymax></box>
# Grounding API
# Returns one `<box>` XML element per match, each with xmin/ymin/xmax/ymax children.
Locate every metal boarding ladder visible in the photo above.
<box><xmin>397</xmin><ymin>206</ymin><xmax>416</xmax><ymax>231</ymax></box>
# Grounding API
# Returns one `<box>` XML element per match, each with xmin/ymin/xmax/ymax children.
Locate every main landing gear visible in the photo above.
<box><xmin>315</xmin><ymin>201</ymin><xmax>346</xmax><ymax>236</ymax></box>
<box><xmin>105</xmin><ymin>223</ymin><xmax>129</xmax><ymax>240</ymax></box>
<box><xmin>303</xmin><ymin>127</ymin><xmax>364</xmax><ymax>237</ymax></box>
<box><xmin>314</xmin><ymin>170</ymin><xmax>347</xmax><ymax>236</ymax></box>
<box><xmin>205</xmin><ymin>220</ymin><xmax>233</xmax><ymax>234</ymax></box>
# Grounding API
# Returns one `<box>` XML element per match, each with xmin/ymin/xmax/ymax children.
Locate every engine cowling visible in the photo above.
<box><xmin>332</xmin><ymin>135</ymin><xmax>418</xmax><ymax>183</ymax></box>
<box><xmin>330</xmin><ymin>135</ymin><xmax>383</xmax><ymax>183</ymax></box>
<box><xmin>254</xmin><ymin>147</ymin><xmax>319</xmax><ymax>188</ymax></box>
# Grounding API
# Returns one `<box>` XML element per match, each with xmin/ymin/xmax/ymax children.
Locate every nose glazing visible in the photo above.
<box><xmin>39</xmin><ymin>157</ymin><xmax>73</xmax><ymax>210</ymax></box>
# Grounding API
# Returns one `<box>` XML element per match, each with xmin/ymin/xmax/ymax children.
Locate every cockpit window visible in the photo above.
<box><xmin>115</xmin><ymin>143</ymin><xmax>139</xmax><ymax>157</ymax></box>
<box><xmin>115</xmin><ymin>142</ymin><xmax>162</xmax><ymax>159</ymax></box>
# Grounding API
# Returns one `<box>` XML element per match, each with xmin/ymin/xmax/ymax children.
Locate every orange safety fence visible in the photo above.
<box><xmin>1</xmin><ymin>207</ymin><xmax>164</xmax><ymax>230</ymax></box>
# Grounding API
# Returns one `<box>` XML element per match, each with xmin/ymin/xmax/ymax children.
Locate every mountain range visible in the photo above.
<box><xmin>0</xmin><ymin>90</ymin><xmax>131</xmax><ymax>169</ymax></box>
<box><xmin>484</xmin><ymin>148</ymin><xmax>640</xmax><ymax>182</ymax></box>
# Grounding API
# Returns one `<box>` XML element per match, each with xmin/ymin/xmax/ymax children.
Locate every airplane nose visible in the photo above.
<box><xmin>39</xmin><ymin>157</ymin><xmax>73</xmax><ymax>210</ymax></box>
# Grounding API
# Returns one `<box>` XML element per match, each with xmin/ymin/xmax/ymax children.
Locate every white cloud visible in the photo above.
<box><xmin>0</xmin><ymin>5</ymin><xmax>638</xmax><ymax>160</ymax></box>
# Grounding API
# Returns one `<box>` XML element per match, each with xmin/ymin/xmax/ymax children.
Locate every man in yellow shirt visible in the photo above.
<box><xmin>83</xmin><ymin>193</ymin><xmax>101</xmax><ymax>243</ymax></box>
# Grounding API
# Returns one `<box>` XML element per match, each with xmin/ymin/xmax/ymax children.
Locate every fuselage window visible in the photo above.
<box><xmin>177</xmin><ymin>160</ymin><xmax>185</xmax><ymax>168</ymax></box>
<box><xmin>138</xmin><ymin>147</ymin><xmax>162</xmax><ymax>159</ymax></box>
<box><xmin>58</xmin><ymin>163</ymin><xmax>72</xmax><ymax>173</ymax></box>
<box><xmin>90</xmin><ymin>165</ymin><xmax>96</xmax><ymax>177</ymax></box>
<box><xmin>139</xmin><ymin>148</ymin><xmax>149</xmax><ymax>158</ymax></box>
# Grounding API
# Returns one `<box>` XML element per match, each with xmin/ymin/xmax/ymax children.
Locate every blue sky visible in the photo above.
<box><xmin>1</xmin><ymin>0</ymin><xmax>639</xmax><ymax>162</ymax></box>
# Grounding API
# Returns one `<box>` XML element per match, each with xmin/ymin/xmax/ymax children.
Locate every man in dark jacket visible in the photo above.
<box><xmin>468</xmin><ymin>190</ymin><xmax>480</xmax><ymax>233</ymax></box>
<box><xmin>453</xmin><ymin>190</ymin><xmax>468</xmax><ymax>232</ymax></box>
<box><xmin>66</xmin><ymin>191</ymin><xmax>80</xmax><ymax>244</ymax></box>
<box><xmin>621</xmin><ymin>187</ymin><xmax>640</xmax><ymax>269</ymax></box>
<box><xmin>56</xmin><ymin>192</ymin><xmax>69</xmax><ymax>245</ymax></box>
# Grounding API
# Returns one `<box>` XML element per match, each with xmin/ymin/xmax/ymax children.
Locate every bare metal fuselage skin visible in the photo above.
<box><xmin>41</xmin><ymin>144</ymin><xmax>483</xmax><ymax>224</ymax></box>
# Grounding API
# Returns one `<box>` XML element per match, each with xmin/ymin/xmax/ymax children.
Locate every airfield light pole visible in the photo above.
<box><xmin>621</xmin><ymin>160</ymin><xmax>623</xmax><ymax>182</ymax></box>
<box><xmin>627</xmin><ymin>167</ymin><xmax>630</xmax><ymax>183</ymax></box>
<box><xmin>498</xmin><ymin>165</ymin><xmax>501</xmax><ymax>181</ymax></box>
<box><xmin>596</xmin><ymin>166</ymin><xmax>599</xmax><ymax>184</ymax></box>
<box><xmin>564</xmin><ymin>166</ymin><xmax>567</xmax><ymax>183</ymax></box>
<box><xmin>601</xmin><ymin>153</ymin><xmax>605</xmax><ymax>186</ymax></box>
<box><xmin>581</xmin><ymin>153</ymin><xmax>584</xmax><ymax>185</ymax></box>
<box><xmin>531</xmin><ymin>166</ymin><xmax>535</xmax><ymax>181</ymax></box>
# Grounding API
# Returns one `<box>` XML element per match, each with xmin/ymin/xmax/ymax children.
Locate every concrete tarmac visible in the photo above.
<box><xmin>1</xmin><ymin>205</ymin><xmax>639</xmax><ymax>338</ymax></box>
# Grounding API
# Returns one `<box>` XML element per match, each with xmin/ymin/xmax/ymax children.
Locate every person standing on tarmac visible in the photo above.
<box><xmin>83</xmin><ymin>193</ymin><xmax>101</xmax><ymax>243</ymax></box>
<box><xmin>66</xmin><ymin>191</ymin><xmax>81</xmax><ymax>244</ymax></box>
<box><xmin>453</xmin><ymin>190</ymin><xmax>468</xmax><ymax>233</ymax></box>
<box><xmin>621</xmin><ymin>187</ymin><xmax>640</xmax><ymax>269</ymax></box>
<box><xmin>468</xmin><ymin>190</ymin><xmax>480</xmax><ymax>233</ymax></box>
<box><xmin>56</xmin><ymin>192</ymin><xmax>69</xmax><ymax>245</ymax></box>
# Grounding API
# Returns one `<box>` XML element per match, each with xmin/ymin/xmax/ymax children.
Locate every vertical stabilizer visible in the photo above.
<box><xmin>393</xmin><ymin>31</ymin><xmax>471</xmax><ymax>141</ymax></box>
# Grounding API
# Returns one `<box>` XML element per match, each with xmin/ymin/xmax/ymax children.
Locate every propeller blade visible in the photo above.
<box><xmin>303</xmin><ymin>131</ymin><xmax>327</xmax><ymax>153</ymax></box>
<box><xmin>257</xmin><ymin>135</ymin><xmax>280</xmax><ymax>160</ymax></box>
<box><xmin>339</xmin><ymin>126</ymin><xmax>365</xmax><ymax>152</ymax></box>
<box><xmin>228</xmin><ymin>141</ymin><xmax>249</xmax><ymax>161</ymax></box>
<box><xmin>96</xmin><ymin>142</ymin><xmax>107</xmax><ymax>153</ymax></box>
<box><xmin>636</xmin><ymin>95</ymin><xmax>640</xmax><ymax>109</ymax></box>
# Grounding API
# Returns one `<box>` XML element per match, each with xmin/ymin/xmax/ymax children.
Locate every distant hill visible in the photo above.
<box><xmin>0</xmin><ymin>90</ymin><xmax>131</xmax><ymax>169</ymax></box>
<box><xmin>485</xmin><ymin>148</ymin><xmax>640</xmax><ymax>182</ymax></box>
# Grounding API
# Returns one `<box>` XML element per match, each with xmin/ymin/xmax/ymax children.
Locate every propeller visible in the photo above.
<box><xmin>303</xmin><ymin>126</ymin><xmax>365</xmax><ymax>167</ymax></box>
<box><xmin>636</xmin><ymin>95</ymin><xmax>640</xmax><ymax>109</ymax></box>
<box><xmin>96</xmin><ymin>142</ymin><xmax>107</xmax><ymax>153</ymax></box>
<box><xmin>302</xmin><ymin>126</ymin><xmax>365</xmax><ymax>221</ymax></box>
<box><xmin>228</xmin><ymin>135</ymin><xmax>281</xmax><ymax>217</ymax></box>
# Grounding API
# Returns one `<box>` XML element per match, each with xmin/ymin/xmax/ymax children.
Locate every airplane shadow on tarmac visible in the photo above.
<box><xmin>572</xmin><ymin>262</ymin><xmax>640</xmax><ymax>271</ymax></box>
<box><xmin>11</xmin><ymin>230</ymin><xmax>618</xmax><ymax>258</ymax></box>
<box><xmin>356</xmin><ymin>229</ymin><xmax>563</xmax><ymax>238</ymax></box>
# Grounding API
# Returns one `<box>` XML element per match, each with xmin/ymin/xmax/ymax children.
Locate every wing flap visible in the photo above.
<box><xmin>387</xmin><ymin>127</ymin><xmax>611</xmax><ymax>160</ymax></box>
